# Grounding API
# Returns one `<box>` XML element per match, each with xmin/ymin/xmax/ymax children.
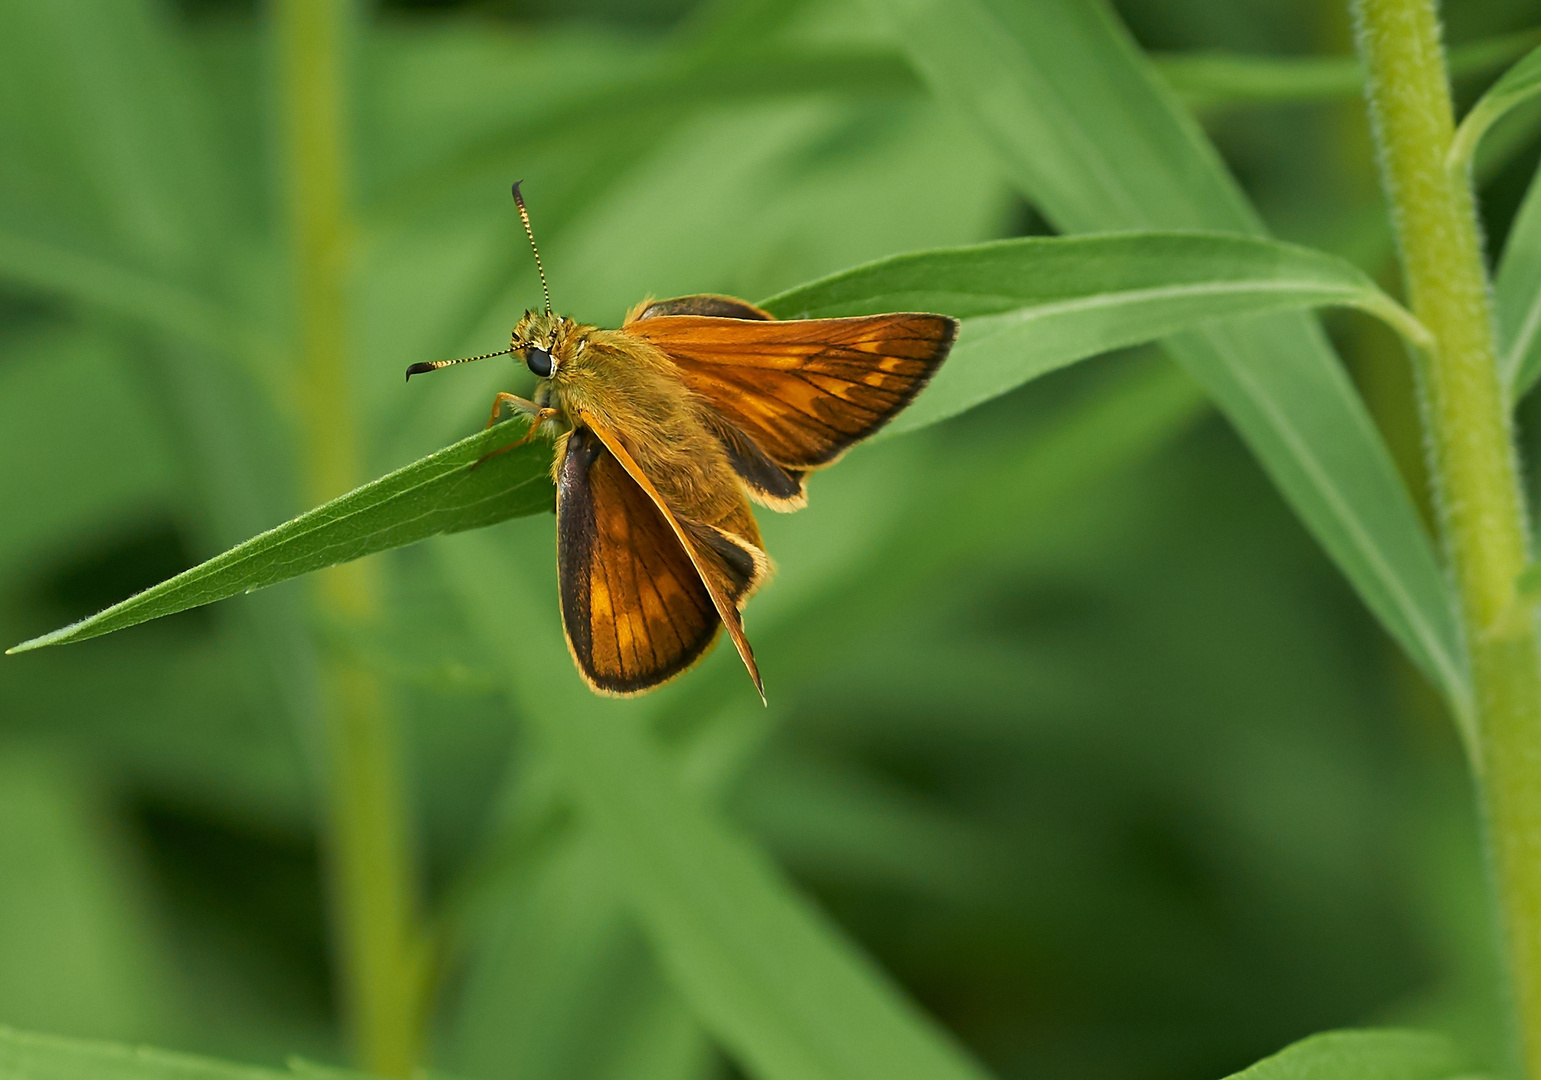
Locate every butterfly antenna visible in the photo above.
<box><xmin>512</xmin><ymin>180</ymin><xmax>552</xmax><ymax>316</ymax></box>
<box><xmin>405</xmin><ymin>347</ymin><xmax>514</xmax><ymax>382</ymax></box>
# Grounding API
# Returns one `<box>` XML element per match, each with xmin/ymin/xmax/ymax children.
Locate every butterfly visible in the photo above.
<box><xmin>408</xmin><ymin>184</ymin><xmax>957</xmax><ymax>700</ymax></box>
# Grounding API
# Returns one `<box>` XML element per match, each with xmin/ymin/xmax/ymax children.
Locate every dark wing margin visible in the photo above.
<box><xmin>701</xmin><ymin>411</ymin><xmax>808</xmax><ymax>510</ymax></box>
<box><xmin>625</xmin><ymin>313</ymin><xmax>958</xmax><ymax>477</ymax></box>
<box><xmin>627</xmin><ymin>294</ymin><xmax>775</xmax><ymax>322</ymax></box>
<box><xmin>557</xmin><ymin>426</ymin><xmax>721</xmax><ymax>696</ymax></box>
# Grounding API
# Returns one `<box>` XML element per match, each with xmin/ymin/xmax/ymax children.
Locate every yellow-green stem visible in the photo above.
<box><xmin>1354</xmin><ymin>0</ymin><xmax>1541</xmax><ymax>1071</ymax></box>
<box><xmin>274</xmin><ymin>1</ymin><xmax>423</xmax><ymax>1073</ymax></box>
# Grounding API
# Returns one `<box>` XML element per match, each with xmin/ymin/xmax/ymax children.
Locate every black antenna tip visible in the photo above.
<box><xmin>511</xmin><ymin>180</ymin><xmax>524</xmax><ymax>199</ymax></box>
<box><xmin>405</xmin><ymin>362</ymin><xmax>436</xmax><ymax>381</ymax></box>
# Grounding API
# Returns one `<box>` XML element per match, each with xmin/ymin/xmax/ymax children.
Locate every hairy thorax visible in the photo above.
<box><xmin>549</xmin><ymin>327</ymin><xmax>743</xmax><ymax>528</ymax></box>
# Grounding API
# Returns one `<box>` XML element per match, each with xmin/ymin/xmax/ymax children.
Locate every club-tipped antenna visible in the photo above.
<box><xmin>405</xmin><ymin>347</ymin><xmax>514</xmax><ymax>382</ymax></box>
<box><xmin>511</xmin><ymin>180</ymin><xmax>552</xmax><ymax>316</ymax></box>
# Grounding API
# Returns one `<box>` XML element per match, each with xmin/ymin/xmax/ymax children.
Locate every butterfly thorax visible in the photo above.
<box><xmin>538</xmin><ymin>321</ymin><xmax>743</xmax><ymax>530</ymax></box>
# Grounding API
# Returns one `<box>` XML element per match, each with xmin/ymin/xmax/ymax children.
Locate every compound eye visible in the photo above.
<box><xmin>525</xmin><ymin>346</ymin><xmax>553</xmax><ymax>378</ymax></box>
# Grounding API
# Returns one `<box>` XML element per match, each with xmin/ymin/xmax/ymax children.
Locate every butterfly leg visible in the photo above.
<box><xmin>485</xmin><ymin>392</ymin><xmax>540</xmax><ymax>429</ymax></box>
<box><xmin>473</xmin><ymin>403</ymin><xmax>561</xmax><ymax>469</ymax></box>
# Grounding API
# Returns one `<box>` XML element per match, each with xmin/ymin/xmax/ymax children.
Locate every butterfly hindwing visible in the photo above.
<box><xmin>627</xmin><ymin>294</ymin><xmax>774</xmax><ymax>322</ymax></box>
<box><xmin>700</xmin><ymin>410</ymin><xmax>808</xmax><ymax>510</ymax></box>
<box><xmin>624</xmin><ymin>305</ymin><xmax>957</xmax><ymax>487</ymax></box>
<box><xmin>557</xmin><ymin>423</ymin><xmax>768</xmax><ymax>697</ymax></box>
<box><xmin>557</xmin><ymin>426</ymin><xmax>721</xmax><ymax>695</ymax></box>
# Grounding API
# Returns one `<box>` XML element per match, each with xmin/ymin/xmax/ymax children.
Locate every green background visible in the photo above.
<box><xmin>0</xmin><ymin>0</ymin><xmax>1531</xmax><ymax>1078</ymax></box>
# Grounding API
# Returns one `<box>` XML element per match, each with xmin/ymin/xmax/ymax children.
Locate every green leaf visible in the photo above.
<box><xmin>12</xmin><ymin>224</ymin><xmax>1426</xmax><ymax>655</ymax></box>
<box><xmin>1496</xmin><ymin>144</ymin><xmax>1541</xmax><ymax>397</ymax></box>
<box><xmin>871</xmin><ymin>0</ymin><xmax>1472</xmax><ymax>726</ymax></box>
<box><xmin>438</xmin><ymin>527</ymin><xmax>994</xmax><ymax>1080</ymax></box>
<box><xmin>1152</xmin><ymin>30</ymin><xmax>1539</xmax><ymax>110</ymax></box>
<box><xmin>1448</xmin><ymin>44</ymin><xmax>1541</xmax><ymax>176</ymax></box>
<box><xmin>763</xmin><ymin>232</ymin><xmax>1430</xmax><ymax>435</ymax></box>
<box><xmin>7</xmin><ymin>419</ymin><xmax>553</xmax><ymax>654</ymax></box>
<box><xmin>1221</xmin><ymin>1030</ymin><xmax>1469</xmax><ymax>1080</ymax></box>
<box><xmin>0</xmin><ymin>1026</ymin><xmax>374</xmax><ymax>1080</ymax></box>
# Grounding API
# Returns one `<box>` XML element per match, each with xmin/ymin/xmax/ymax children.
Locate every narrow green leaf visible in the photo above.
<box><xmin>1497</xmin><ymin>147</ymin><xmax>1541</xmax><ymax>397</ymax></box>
<box><xmin>0</xmin><ymin>1026</ymin><xmax>305</xmax><ymax>1080</ymax></box>
<box><xmin>7</xmin><ymin>419</ymin><xmax>552</xmax><ymax>654</ymax></box>
<box><xmin>871</xmin><ymin>0</ymin><xmax>1472</xmax><ymax>723</ymax></box>
<box><xmin>763</xmin><ymin>232</ymin><xmax>1430</xmax><ymax>435</ymax></box>
<box><xmin>438</xmin><ymin>528</ymin><xmax>994</xmax><ymax>1080</ymax></box>
<box><xmin>1152</xmin><ymin>30</ymin><xmax>1539</xmax><ymax>109</ymax></box>
<box><xmin>1152</xmin><ymin>52</ymin><xmax>1368</xmax><ymax>107</ymax></box>
<box><xmin>1222</xmin><ymin>1030</ymin><xmax>1469</xmax><ymax>1080</ymax></box>
<box><xmin>1448</xmin><ymin>44</ymin><xmax>1541</xmax><ymax>176</ymax></box>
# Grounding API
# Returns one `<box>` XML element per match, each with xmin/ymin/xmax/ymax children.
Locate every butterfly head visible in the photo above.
<box><xmin>513</xmin><ymin>310</ymin><xmax>590</xmax><ymax>380</ymax></box>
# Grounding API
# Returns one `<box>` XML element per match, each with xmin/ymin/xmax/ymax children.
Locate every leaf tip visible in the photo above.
<box><xmin>7</xmin><ymin>635</ymin><xmax>52</xmax><ymax>656</ymax></box>
<box><xmin>7</xmin><ymin>619</ymin><xmax>90</xmax><ymax>655</ymax></box>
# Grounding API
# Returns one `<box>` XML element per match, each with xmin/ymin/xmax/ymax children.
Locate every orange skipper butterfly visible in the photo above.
<box><xmin>408</xmin><ymin>184</ymin><xmax>956</xmax><ymax>700</ymax></box>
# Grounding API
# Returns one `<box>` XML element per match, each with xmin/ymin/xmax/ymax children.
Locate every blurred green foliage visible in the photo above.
<box><xmin>0</xmin><ymin>0</ymin><xmax>1531</xmax><ymax>1079</ymax></box>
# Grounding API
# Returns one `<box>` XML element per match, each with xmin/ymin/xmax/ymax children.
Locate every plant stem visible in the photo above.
<box><xmin>1353</xmin><ymin>0</ymin><xmax>1541</xmax><ymax>1071</ymax></box>
<box><xmin>273</xmin><ymin>1</ymin><xmax>423</xmax><ymax>1073</ymax></box>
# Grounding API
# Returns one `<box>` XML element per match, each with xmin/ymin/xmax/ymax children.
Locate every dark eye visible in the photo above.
<box><xmin>525</xmin><ymin>346</ymin><xmax>553</xmax><ymax>378</ymax></box>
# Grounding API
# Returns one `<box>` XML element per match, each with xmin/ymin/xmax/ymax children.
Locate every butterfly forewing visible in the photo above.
<box><xmin>557</xmin><ymin>426</ymin><xmax>722</xmax><ymax>695</ymax></box>
<box><xmin>625</xmin><ymin>310</ymin><xmax>957</xmax><ymax>477</ymax></box>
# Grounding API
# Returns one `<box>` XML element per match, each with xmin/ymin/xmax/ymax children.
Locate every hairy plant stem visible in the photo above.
<box><xmin>274</xmin><ymin>1</ymin><xmax>423</xmax><ymax>1073</ymax></box>
<box><xmin>1354</xmin><ymin>0</ymin><xmax>1541</xmax><ymax>1070</ymax></box>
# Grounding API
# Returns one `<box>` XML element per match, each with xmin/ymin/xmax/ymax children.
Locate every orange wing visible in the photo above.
<box><xmin>624</xmin><ymin>301</ymin><xmax>957</xmax><ymax>507</ymax></box>
<box><xmin>556</xmin><ymin>423</ymin><xmax>767</xmax><ymax>698</ymax></box>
